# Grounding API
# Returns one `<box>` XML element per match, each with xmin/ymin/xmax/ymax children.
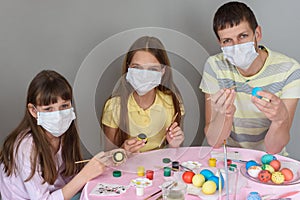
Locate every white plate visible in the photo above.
<box><xmin>240</xmin><ymin>161</ymin><xmax>300</xmax><ymax>185</ymax></box>
<box><xmin>130</xmin><ymin>177</ymin><xmax>152</xmax><ymax>187</ymax></box>
<box><xmin>181</xmin><ymin>161</ymin><xmax>202</xmax><ymax>171</ymax></box>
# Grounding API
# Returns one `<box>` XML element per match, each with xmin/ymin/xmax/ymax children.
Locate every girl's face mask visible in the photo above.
<box><xmin>126</xmin><ymin>68</ymin><xmax>162</xmax><ymax>96</ymax></box>
<box><xmin>36</xmin><ymin>107</ymin><xmax>76</xmax><ymax>137</ymax></box>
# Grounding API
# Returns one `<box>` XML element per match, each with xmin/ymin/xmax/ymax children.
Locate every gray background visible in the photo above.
<box><xmin>1</xmin><ymin>0</ymin><xmax>300</xmax><ymax>160</ymax></box>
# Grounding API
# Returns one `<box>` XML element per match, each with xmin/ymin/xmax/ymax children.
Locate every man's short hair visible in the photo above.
<box><xmin>213</xmin><ymin>1</ymin><xmax>258</xmax><ymax>40</ymax></box>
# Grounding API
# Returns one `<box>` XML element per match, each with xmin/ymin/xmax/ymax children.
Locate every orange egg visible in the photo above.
<box><xmin>280</xmin><ymin>168</ymin><xmax>294</xmax><ymax>181</ymax></box>
<box><xmin>269</xmin><ymin>160</ymin><xmax>281</xmax><ymax>171</ymax></box>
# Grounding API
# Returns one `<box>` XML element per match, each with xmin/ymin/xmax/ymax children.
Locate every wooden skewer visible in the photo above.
<box><xmin>228</xmin><ymin>85</ymin><xmax>237</xmax><ymax>90</ymax></box>
<box><xmin>206</xmin><ymin>85</ymin><xmax>237</xmax><ymax>101</ymax></box>
<box><xmin>158</xmin><ymin>112</ymin><xmax>179</xmax><ymax>148</ymax></box>
<box><xmin>207</xmin><ymin>80</ymin><xmax>251</xmax><ymax>101</ymax></box>
<box><xmin>75</xmin><ymin>159</ymin><xmax>90</xmax><ymax>164</ymax></box>
<box><xmin>75</xmin><ymin>153</ymin><xmax>118</xmax><ymax>164</ymax></box>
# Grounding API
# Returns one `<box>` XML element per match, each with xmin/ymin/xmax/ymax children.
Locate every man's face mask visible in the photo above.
<box><xmin>221</xmin><ymin>41</ymin><xmax>258</xmax><ymax>70</ymax></box>
<box><xmin>126</xmin><ymin>68</ymin><xmax>162</xmax><ymax>96</ymax></box>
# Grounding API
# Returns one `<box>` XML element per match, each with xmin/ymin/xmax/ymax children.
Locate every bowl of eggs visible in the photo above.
<box><xmin>240</xmin><ymin>154</ymin><xmax>300</xmax><ymax>185</ymax></box>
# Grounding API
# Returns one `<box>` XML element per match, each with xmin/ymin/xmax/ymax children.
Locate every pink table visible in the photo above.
<box><xmin>80</xmin><ymin>146</ymin><xmax>300</xmax><ymax>200</ymax></box>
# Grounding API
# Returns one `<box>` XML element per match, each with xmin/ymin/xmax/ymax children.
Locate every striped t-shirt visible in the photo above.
<box><xmin>199</xmin><ymin>46</ymin><xmax>300</xmax><ymax>151</ymax></box>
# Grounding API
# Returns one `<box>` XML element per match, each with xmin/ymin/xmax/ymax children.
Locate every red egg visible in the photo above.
<box><xmin>269</xmin><ymin>160</ymin><xmax>281</xmax><ymax>171</ymax></box>
<box><xmin>182</xmin><ymin>171</ymin><xmax>195</xmax><ymax>183</ymax></box>
<box><xmin>280</xmin><ymin>168</ymin><xmax>294</xmax><ymax>181</ymax></box>
<box><xmin>258</xmin><ymin>170</ymin><xmax>271</xmax><ymax>182</ymax></box>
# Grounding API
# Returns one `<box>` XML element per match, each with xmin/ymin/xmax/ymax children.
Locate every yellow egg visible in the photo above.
<box><xmin>202</xmin><ymin>180</ymin><xmax>217</xmax><ymax>195</ymax></box>
<box><xmin>271</xmin><ymin>171</ymin><xmax>285</xmax><ymax>184</ymax></box>
<box><xmin>192</xmin><ymin>174</ymin><xmax>205</xmax><ymax>187</ymax></box>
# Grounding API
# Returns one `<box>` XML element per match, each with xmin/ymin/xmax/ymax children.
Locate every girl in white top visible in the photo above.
<box><xmin>0</xmin><ymin>70</ymin><xmax>107</xmax><ymax>200</ymax></box>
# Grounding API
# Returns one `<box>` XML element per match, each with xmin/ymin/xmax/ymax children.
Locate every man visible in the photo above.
<box><xmin>200</xmin><ymin>1</ymin><xmax>300</xmax><ymax>154</ymax></box>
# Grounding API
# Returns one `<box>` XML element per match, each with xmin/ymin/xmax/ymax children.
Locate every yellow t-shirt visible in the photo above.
<box><xmin>102</xmin><ymin>90</ymin><xmax>184</xmax><ymax>152</ymax></box>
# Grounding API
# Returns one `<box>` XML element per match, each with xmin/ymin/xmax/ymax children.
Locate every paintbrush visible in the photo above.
<box><xmin>158</xmin><ymin>112</ymin><xmax>178</xmax><ymax>148</ymax></box>
<box><xmin>75</xmin><ymin>159</ymin><xmax>90</xmax><ymax>164</ymax></box>
<box><xmin>218</xmin><ymin>169</ymin><xmax>222</xmax><ymax>200</ymax></box>
<box><xmin>143</xmin><ymin>181</ymin><xmax>176</xmax><ymax>200</ymax></box>
<box><xmin>223</xmin><ymin>140</ymin><xmax>229</xmax><ymax>200</ymax></box>
<box><xmin>75</xmin><ymin>150</ymin><xmax>125</xmax><ymax>164</ymax></box>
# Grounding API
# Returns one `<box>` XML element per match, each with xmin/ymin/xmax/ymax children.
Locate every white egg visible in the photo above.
<box><xmin>247</xmin><ymin>166</ymin><xmax>262</xmax><ymax>178</ymax></box>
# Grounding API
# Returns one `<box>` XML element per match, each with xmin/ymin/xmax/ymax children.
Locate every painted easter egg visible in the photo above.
<box><xmin>182</xmin><ymin>171</ymin><xmax>195</xmax><ymax>183</ymax></box>
<box><xmin>246</xmin><ymin>160</ymin><xmax>259</xmax><ymax>170</ymax></box>
<box><xmin>252</xmin><ymin>87</ymin><xmax>263</xmax><ymax>99</ymax></box>
<box><xmin>192</xmin><ymin>174</ymin><xmax>205</xmax><ymax>187</ymax></box>
<box><xmin>200</xmin><ymin>169</ymin><xmax>214</xmax><ymax>181</ymax></box>
<box><xmin>261</xmin><ymin>164</ymin><xmax>275</xmax><ymax>173</ymax></box>
<box><xmin>207</xmin><ymin>175</ymin><xmax>224</xmax><ymax>190</ymax></box>
<box><xmin>261</xmin><ymin>154</ymin><xmax>276</xmax><ymax>165</ymax></box>
<box><xmin>271</xmin><ymin>172</ymin><xmax>285</xmax><ymax>184</ymax></box>
<box><xmin>202</xmin><ymin>180</ymin><xmax>217</xmax><ymax>195</ymax></box>
<box><xmin>280</xmin><ymin>168</ymin><xmax>294</xmax><ymax>181</ymax></box>
<box><xmin>269</xmin><ymin>160</ymin><xmax>281</xmax><ymax>171</ymax></box>
<box><xmin>247</xmin><ymin>165</ymin><xmax>262</xmax><ymax>178</ymax></box>
<box><xmin>258</xmin><ymin>170</ymin><xmax>271</xmax><ymax>183</ymax></box>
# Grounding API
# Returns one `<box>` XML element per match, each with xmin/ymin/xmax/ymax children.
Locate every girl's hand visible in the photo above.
<box><xmin>122</xmin><ymin>137</ymin><xmax>145</xmax><ymax>153</ymax></box>
<box><xmin>80</xmin><ymin>153</ymin><xmax>106</xmax><ymax>182</ymax></box>
<box><xmin>166</xmin><ymin>122</ymin><xmax>184</xmax><ymax>148</ymax></box>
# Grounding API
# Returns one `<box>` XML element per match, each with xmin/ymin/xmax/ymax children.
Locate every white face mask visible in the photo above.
<box><xmin>221</xmin><ymin>41</ymin><xmax>258</xmax><ymax>70</ymax></box>
<box><xmin>126</xmin><ymin>68</ymin><xmax>162</xmax><ymax>96</ymax></box>
<box><xmin>37</xmin><ymin>107</ymin><xmax>76</xmax><ymax>137</ymax></box>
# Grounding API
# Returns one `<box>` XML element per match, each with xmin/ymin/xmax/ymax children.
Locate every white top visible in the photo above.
<box><xmin>0</xmin><ymin>133</ymin><xmax>70</xmax><ymax>200</ymax></box>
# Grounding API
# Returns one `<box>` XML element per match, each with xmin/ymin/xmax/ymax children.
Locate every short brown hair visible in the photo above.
<box><xmin>213</xmin><ymin>1</ymin><xmax>258</xmax><ymax>40</ymax></box>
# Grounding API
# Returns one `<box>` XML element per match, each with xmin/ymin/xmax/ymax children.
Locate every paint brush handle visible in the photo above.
<box><xmin>75</xmin><ymin>154</ymin><xmax>114</xmax><ymax>164</ymax></box>
<box><xmin>75</xmin><ymin>159</ymin><xmax>90</xmax><ymax>164</ymax></box>
<box><xmin>158</xmin><ymin>112</ymin><xmax>178</xmax><ymax>148</ymax></box>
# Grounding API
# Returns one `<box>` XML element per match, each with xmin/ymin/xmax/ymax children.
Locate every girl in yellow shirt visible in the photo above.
<box><xmin>101</xmin><ymin>36</ymin><xmax>184</xmax><ymax>153</ymax></box>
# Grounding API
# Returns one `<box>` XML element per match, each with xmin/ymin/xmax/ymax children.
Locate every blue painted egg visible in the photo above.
<box><xmin>252</xmin><ymin>87</ymin><xmax>263</xmax><ymax>99</ymax></box>
<box><xmin>247</xmin><ymin>191</ymin><xmax>262</xmax><ymax>200</ymax></box>
<box><xmin>261</xmin><ymin>154</ymin><xmax>276</xmax><ymax>165</ymax></box>
<box><xmin>200</xmin><ymin>169</ymin><xmax>214</xmax><ymax>181</ymax></box>
<box><xmin>246</xmin><ymin>160</ymin><xmax>259</xmax><ymax>170</ymax></box>
<box><xmin>207</xmin><ymin>175</ymin><xmax>224</xmax><ymax>190</ymax></box>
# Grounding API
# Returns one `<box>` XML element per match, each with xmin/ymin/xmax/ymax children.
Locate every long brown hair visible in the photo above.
<box><xmin>102</xmin><ymin>36</ymin><xmax>183</xmax><ymax>147</ymax></box>
<box><xmin>0</xmin><ymin>70</ymin><xmax>84</xmax><ymax>184</ymax></box>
